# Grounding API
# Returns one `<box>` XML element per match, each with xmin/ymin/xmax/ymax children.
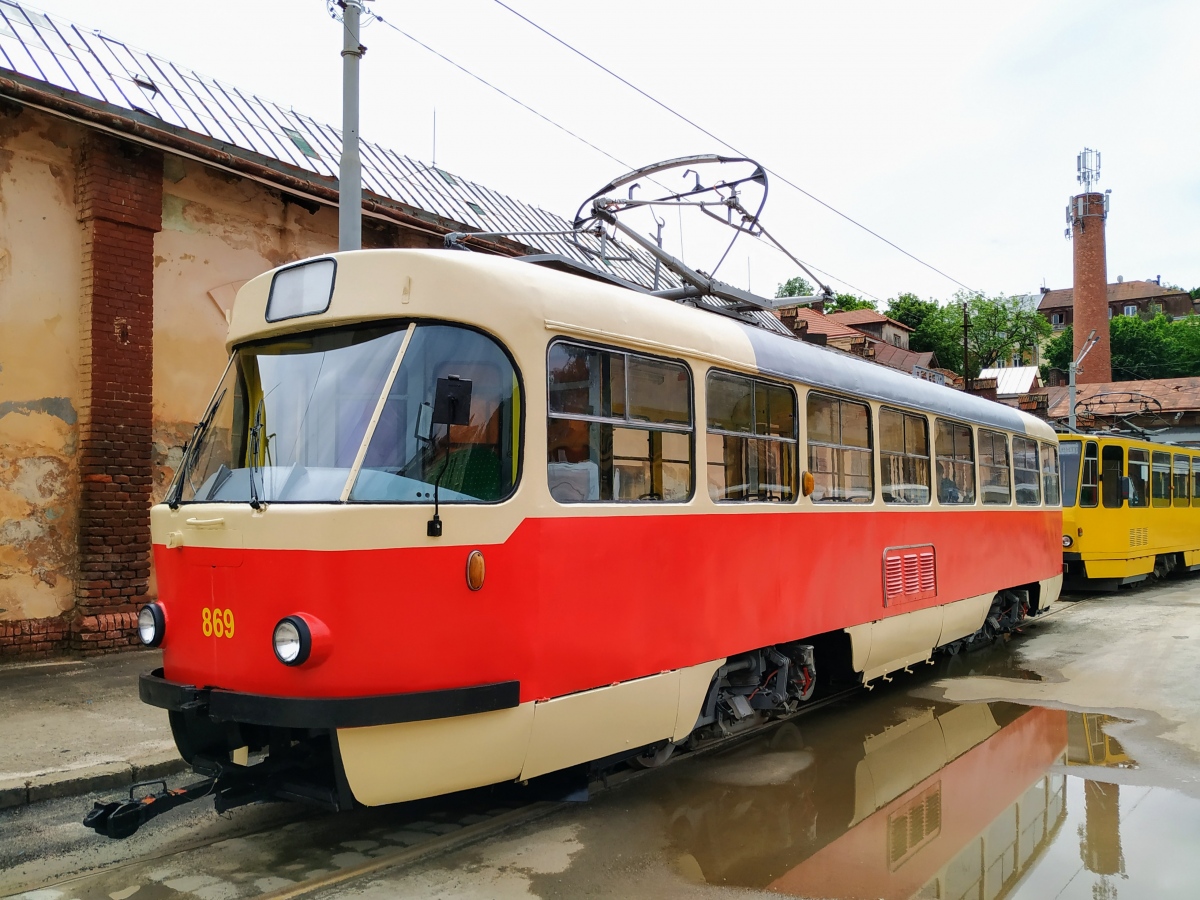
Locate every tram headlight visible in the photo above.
<box><xmin>137</xmin><ymin>603</ymin><xmax>165</xmax><ymax>647</ymax></box>
<box><xmin>1062</xmin><ymin>535</ymin><xmax>1073</xmax><ymax>548</ymax></box>
<box><xmin>273</xmin><ymin>616</ymin><xmax>311</xmax><ymax>666</ymax></box>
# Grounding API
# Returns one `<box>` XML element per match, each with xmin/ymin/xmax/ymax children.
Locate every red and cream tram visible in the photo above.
<box><xmin>91</xmin><ymin>249</ymin><xmax>1062</xmax><ymax>834</ymax></box>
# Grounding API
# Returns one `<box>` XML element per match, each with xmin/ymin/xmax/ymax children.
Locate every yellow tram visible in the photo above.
<box><xmin>1059</xmin><ymin>433</ymin><xmax>1200</xmax><ymax>588</ymax></box>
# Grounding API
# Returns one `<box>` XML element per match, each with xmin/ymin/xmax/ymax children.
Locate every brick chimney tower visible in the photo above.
<box><xmin>1067</xmin><ymin>148</ymin><xmax>1111</xmax><ymax>384</ymax></box>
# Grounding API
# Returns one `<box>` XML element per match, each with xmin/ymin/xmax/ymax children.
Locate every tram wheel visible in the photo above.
<box><xmin>629</xmin><ymin>742</ymin><xmax>676</xmax><ymax>768</ymax></box>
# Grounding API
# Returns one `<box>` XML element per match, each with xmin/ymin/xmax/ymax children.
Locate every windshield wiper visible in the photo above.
<box><xmin>247</xmin><ymin>401</ymin><xmax>266</xmax><ymax>510</ymax></box>
<box><xmin>168</xmin><ymin>388</ymin><xmax>226</xmax><ymax>509</ymax></box>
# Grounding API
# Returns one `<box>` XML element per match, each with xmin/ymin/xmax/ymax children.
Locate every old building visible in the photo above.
<box><xmin>775</xmin><ymin>306</ymin><xmax>871</xmax><ymax>356</ymax></box>
<box><xmin>826</xmin><ymin>308</ymin><xmax>913</xmax><ymax>349</ymax></box>
<box><xmin>0</xmin><ymin>3</ymin><xmax>652</xmax><ymax>656</ymax></box>
<box><xmin>1038</xmin><ymin>279</ymin><xmax>1195</xmax><ymax>331</ymax></box>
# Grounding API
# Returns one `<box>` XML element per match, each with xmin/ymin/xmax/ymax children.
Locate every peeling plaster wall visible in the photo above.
<box><xmin>0</xmin><ymin>107</ymin><xmax>83</xmax><ymax>622</ymax></box>
<box><xmin>150</xmin><ymin>156</ymin><xmax>340</xmax><ymax>508</ymax></box>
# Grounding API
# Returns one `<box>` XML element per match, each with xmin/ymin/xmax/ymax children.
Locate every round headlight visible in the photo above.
<box><xmin>1062</xmin><ymin>535</ymin><xmax>1073</xmax><ymax>548</ymax></box>
<box><xmin>137</xmin><ymin>603</ymin><xmax>165</xmax><ymax>647</ymax></box>
<box><xmin>273</xmin><ymin>616</ymin><xmax>311</xmax><ymax>666</ymax></box>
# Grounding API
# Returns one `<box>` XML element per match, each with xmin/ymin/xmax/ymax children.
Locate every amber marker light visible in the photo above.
<box><xmin>466</xmin><ymin>550</ymin><xmax>486</xmax><ymax>591</ymax></box>
<box><xmin>801</xmin><ymin>471</ymin><xmax>815</xmax><ymax>497</ymax></box>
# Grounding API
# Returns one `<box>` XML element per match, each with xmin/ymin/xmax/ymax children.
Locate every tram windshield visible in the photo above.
<box><xmin>171</xmin><ymin>322</ymin><xmax>520</xmax><ymax>505</ymax></box>
<box><xmin>1059</xmin><ymin>440</ymin><xmax>1081</xmax><ymax>508</ymax></box>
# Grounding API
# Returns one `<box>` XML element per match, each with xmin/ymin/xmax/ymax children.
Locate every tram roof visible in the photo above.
<box><xmin>235</xmin><ymin>250</ymin><xmax>1055</xmax><ymax>441</ymax></box>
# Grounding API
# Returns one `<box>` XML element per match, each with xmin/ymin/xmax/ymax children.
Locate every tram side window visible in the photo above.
<box><xmin>706</xmin><ymin>372</ymin><xmax>797</xmax><ymax>502</ymax></box>
<box><xmin>1059</xmin><ymin>440</ymin><xmax>1081</xmax><ymax>507</ymax></box>
<box><xmin>1101</xmin><ymin>445</ymin><xmax>1124</xmax><ymax>508</ymax></box>
<box><xmin>1193</xmin><ymin>458</ymin><xmax>1200</xmax><ymax>508</ymax></box>
<box><xmin>1079</xmin><ymin>441</ymin><xmax>1099</xmax><ymax>508</ymax></box>
<box><xmin>934</xmin><ymin>419</ymin><xmax>975</xmax><ymax>504</ymax></box>
<box><xmin>1042</xmin><ymin>443</ymin><xmax>1060</xmax><ymax>507</ymax></box>
<box><xmin>978</xmin><ymin>430</ymin><xmax>1011</xmax><ymax>504</ymax></box>
<box><xmin>1013</xmin><ymin>437</ymin><xmax>1040</xmax><ymax>505</ymax></box>
<box><xmin>1152</xmin><ymin>451</ymin><xmax>1171</xmax><ymax>507</ymax></box>
<box><xmin>879</xmin><ymin>408</ymin><xmax>930</xmax><ymax>504</ymax></box>
<box><xmin>807</xmin><ymin>393</ymin><xmax>873</xmax><ymax>503</ymax></box>
<box><xmin>1128</xmin><ymin>448</ymin><xmax>1149</xmax><ymax>508</ymax></box>
<box><xmin>1174</xmin><ymin>454</ymin><xmax>1190</xmax><ymax>507</ymax></box>
<box><xmin>546</xmin><ymin>341</ymin><xmax>693</xmax><ymax>502</ymax></box>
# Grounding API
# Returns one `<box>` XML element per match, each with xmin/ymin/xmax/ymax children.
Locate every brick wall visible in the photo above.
<box><xmin>1071</xmin><ymin>192</ymin><xmax>1112</xmax><ymax>385</ymax></box>
<box><xmin>0</xmin><ymin>616</ymin><xmax>70</xmax><ymax>659</ymax></box>
<box><xmin>72</xmin><ymin>135</ymin><xmax>162</xmax><ymax>653</ymax></box>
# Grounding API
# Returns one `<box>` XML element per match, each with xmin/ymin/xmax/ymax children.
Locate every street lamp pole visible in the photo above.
<box><xmin>339</xmin><ymin>0</ymin><xmax>366</xmax><ymax>252</ymax></box>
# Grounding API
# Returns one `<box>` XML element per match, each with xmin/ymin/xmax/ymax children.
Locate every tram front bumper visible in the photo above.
<box><xmin>139</xmin><ymin>668</ymin><xmax>521</xmax><ymax>729</ymax></box>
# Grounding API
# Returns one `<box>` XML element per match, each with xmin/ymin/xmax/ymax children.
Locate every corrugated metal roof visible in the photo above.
<box><xmin>1045</xmin><ymin>377</ymin><xmax>1200</xmax><ymax>418</ymax></box>
<box><xmin>977</xmin><ymin>366</ymin><xmax>1041</xmax><ymax>396</ymax></box>
<box><xmin>0</xmin><ymin>0</ymin><xmax>700</xmax><ymax>295</ymax></box>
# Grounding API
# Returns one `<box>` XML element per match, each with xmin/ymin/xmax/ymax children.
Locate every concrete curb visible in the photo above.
<box><xmin>0</xmin><ymin>754</ymin><xmax>190</xmax><ymax>811</ymax></box>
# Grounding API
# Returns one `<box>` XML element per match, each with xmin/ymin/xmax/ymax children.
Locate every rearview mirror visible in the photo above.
<box><xmin>432</xmin><ymin>375</ymin><xmax>472</xmax><ymax>426</ymax></box>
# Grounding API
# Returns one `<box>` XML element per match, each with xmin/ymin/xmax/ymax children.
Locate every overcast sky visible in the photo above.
<box><xmin>19</xmin><ymin>0</ymin><xmax>1200</xmax><ymax>304</ymax></box>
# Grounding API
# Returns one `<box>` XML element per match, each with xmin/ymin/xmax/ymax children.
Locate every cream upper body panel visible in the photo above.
<box><xmin>226</xmin><ymin>249</ymin><xmax>760</xmax><ymax>373</ymax></box>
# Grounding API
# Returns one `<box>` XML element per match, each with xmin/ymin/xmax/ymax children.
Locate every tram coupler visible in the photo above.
<box><xmin>83</xmin><ymin>776</ymin><xmax>218</xmax><ymax>839</ymax></box>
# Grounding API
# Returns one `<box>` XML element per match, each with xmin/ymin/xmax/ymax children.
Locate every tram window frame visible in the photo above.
<box><xmin>934</xmin><ymin>419</ymin><xmax>976</xmax><ymax>505</ymax></box>
<box><xmin>806</xmin><ymin>392</ymin><xmax>874</xmax><ymax>503</ymax></box>
<box><xmin>1042</xmin><ymin>443</ymin><xmax>1060</xmax><ymax>507</ymax></box>
<box><xmin>1128</xmin><ymin>448</ymin><xmax>1149</xmax><ymax>508</ymax></box>
<box><xmin>1013</xmin><ymin>436</ymin><xmax>1041</xmax><ymax>505</ymax></box>
<box><xmin>1101</xmin><ymin>445</ymin><xmax>1124</xmax><ymax>508</ymax></box>
<box><xmin>1173</xmin><ymin>454</ymin><xmax>1190</xmax><ymax>507</ymax></box>
<box><xmin>1193</xmin><ymin>457</ymin><xmax>1200</xmax><ymax>508</ymax></box>
<box><xmin>546</xmin><ymin>339</ymin><xmax>694</xmax><ymax>504</ymax></box>
<box><xmin>978</xmin><ymin>429</ymin><xmax>1011</xmax><ymax>505</ymax></box>
<box><xmin>348</xmin><ymin>321</ymin><xmax>526</xmax><ymax>506</ymax></box>
<box><xmin>1079</xmin><ymin>441</ymin><xmax>1099</xmax><ymax>508</ymax></box>
<box><xmin>1059</xmin><ymin>440</ymin><xmax>1081</xmax><ymax>508</ymax></box>
<box><xmin>879</xmin><ymin>407</ymin><xmax>931</xmax><ymax>505</ymax></box>
<box><xmin>1152</xmin><ymin>451</ymin><xmax>1171</xmax><ymax>507</ymax></box>
<box><xmin>705</xmin><ymin>370</ymin><xmax>798</xmax><ymax>503</ymax></box>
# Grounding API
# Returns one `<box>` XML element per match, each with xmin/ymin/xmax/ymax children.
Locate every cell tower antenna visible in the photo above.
<box><xmin>1077</xmin><ymin>147</ymin><xmax>1101</xmax><ymax>193</ymax></box>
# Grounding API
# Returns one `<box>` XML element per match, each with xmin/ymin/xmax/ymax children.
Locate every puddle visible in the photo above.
<box><xmin>649</xmin><ymin>693</ymin><xmax>1200</xmax><ymax>899</ymax></box>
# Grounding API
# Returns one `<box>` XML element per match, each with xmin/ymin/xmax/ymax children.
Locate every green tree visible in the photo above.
<box><xmin>960</xmin><ymin>291</ymin><xmax>1052</xmax><ymax>371</ymax></box>
<box><xmin>826</xmin><ymin>293</ymin><xmax>876</xmax><ymax>313</ymax></box>
<box><xmin>775</xmin><ymin>276</ymin><xmax>814</xmax><ymax>298</ymax></box>
<box><xmin>885</xmin><ymin>292</ymin><xmax>938</xmax><ymax>332</ymax></box>
<box><xmin>1042</xmin><ymin>325</ymin><xmax>1073</xmax><ymax>377</ymax></box>
<box><xmin>1110</xmin><ymin>314</ymin><xmax>1174</xmax><ymax>380</ymax></box>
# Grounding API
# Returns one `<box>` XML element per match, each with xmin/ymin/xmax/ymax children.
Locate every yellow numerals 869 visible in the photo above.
<box><xmin>201</xmin><ymin>607</ymin><xmax>235</xmax><ymax>639</ymax></box>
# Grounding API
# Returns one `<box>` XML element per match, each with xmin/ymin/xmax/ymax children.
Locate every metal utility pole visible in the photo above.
<box><xmin>1069</xmin><ymin>329</ymin><xmax>1099</xmax><ymax>430</ymax></box>
<box><xmin>962</xmin><ymin>303</ymin><xmax>971</xmax><ymax>392</ymax></box>
<box><xmin>338</xmin><ymin>0</ymin><xmax>366</xmax><ymax>251</ymax></box>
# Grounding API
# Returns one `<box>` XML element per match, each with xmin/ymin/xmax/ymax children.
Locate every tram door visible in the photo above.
<box><xmin>1101</xmin><ymin>446</ymin><xmax>1124</xmax><ymax>509</ymax></box>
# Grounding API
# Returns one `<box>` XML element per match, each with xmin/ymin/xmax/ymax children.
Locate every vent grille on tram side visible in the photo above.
<box><xmin>1129</xmin><ymin>527</ymin><xmax>1148</xmax><ymax>548</ymax></box>
<box><xmin>883</xmin><ymin>545</ymin><xmax>937</xmax><ymax>605</ymax></box>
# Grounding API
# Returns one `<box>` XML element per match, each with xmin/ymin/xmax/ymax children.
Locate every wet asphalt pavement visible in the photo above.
<box><xmin>6</xmin><ymin>576</ymin><xmax>1200</xmax><ymax>899</ymax></box>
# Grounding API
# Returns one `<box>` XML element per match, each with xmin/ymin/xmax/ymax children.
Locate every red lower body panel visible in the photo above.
<box><xmin>153</xmin><ymin>509</ymin><xmax>1061</xmax><ymax>703</ymax></box>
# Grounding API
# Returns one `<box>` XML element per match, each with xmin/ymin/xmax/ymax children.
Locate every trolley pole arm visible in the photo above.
<box><xmin>592</xmin><ymin>203</ymin><xmax>797</xmax><ymax>312</ymax></box>
<box><xmin>1069</xmin><ymin>329</ymin><xmax>1098</xmax><ymax>431</ymax></box>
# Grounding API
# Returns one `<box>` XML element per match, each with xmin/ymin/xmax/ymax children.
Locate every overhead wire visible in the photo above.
<box><xmin>489</xmin><ymin>0</ymin><xmax>980</xmax><ymax>296</ymax></box>
<box><xmin>368</xmin><ymin>8</ymin><xmax>877</xmax><ymax>301</ymax></box>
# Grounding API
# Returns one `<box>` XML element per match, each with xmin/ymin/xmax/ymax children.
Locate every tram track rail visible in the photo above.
<box><xmin>15</xmin><ymin>608</ymin><xmax>1091</xmax><ymax>900</ymax></box>
<box><xmin>4</xmin><ymin>681</ymin><xmax>865</xmax><ymax>900</ymax></box>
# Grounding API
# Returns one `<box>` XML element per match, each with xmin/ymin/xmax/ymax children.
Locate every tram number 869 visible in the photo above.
<box><xmin>201</xmin><ymin>607</ymin><xmax>235</xmax><ymax>639</ymax></box>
